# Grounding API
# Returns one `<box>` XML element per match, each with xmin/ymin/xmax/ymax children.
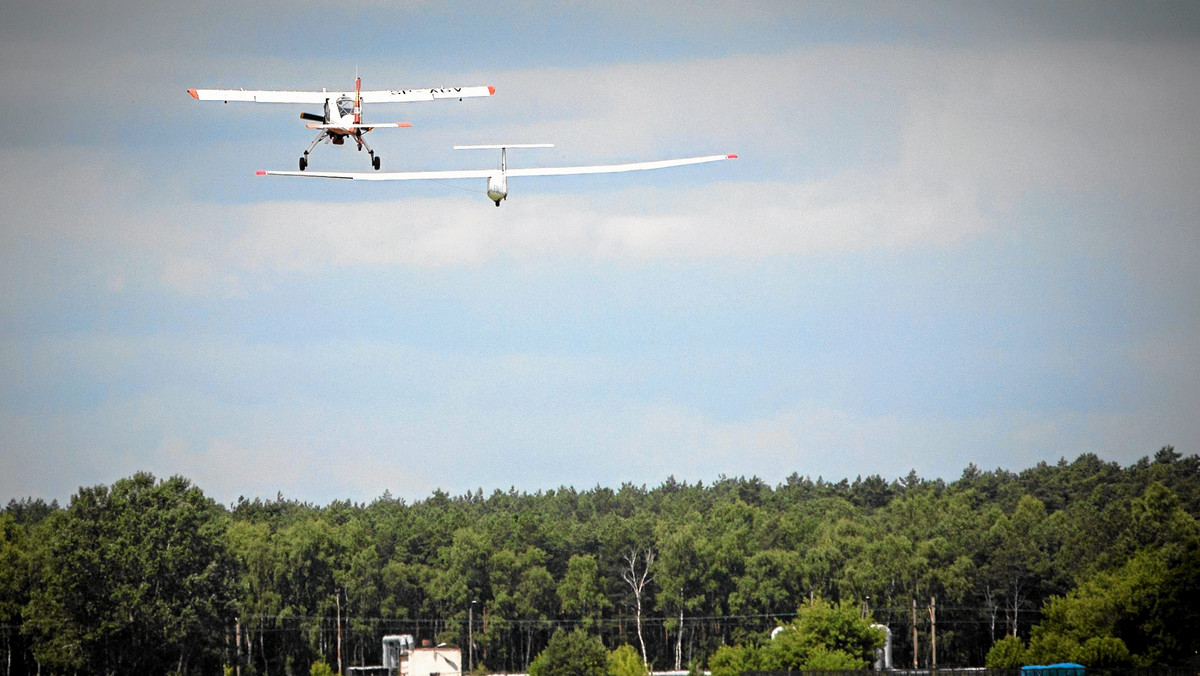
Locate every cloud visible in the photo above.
<box><xmin>2</xmin><ymin>317</ymin><xmax>1193</xmax><ymax>505</ymax></box>
<box><xmin>12</xmin><ymin>38</ymin><xmax>1196</xmax><ymax>282</ymax></box>
<box><xmin>150</xmin><ymin>433</ymin><xmax>444</xmax><ymax>506</ymax></box>
<box><xmin>213</xmin><ymin>39</ymin><xmax>1198</xmax><ymax>279</ymax></box>
<box><xmin>230</xmin><ymin>172</ymin><xmax>982</xmax><ymax>271</ymax></box>
<box><xmin>1</xmin><ymin>149</ymin><xmax>983</xmax><ymax>303</ymax></box>
<box><xmin>894</xmin><ymin>41</ymin><xmax>1200</xmax><ymax>206</ymax></box>
<box><xmin>586</xmin><ymin>399</ymin><xmax>1186</xmax><ymax>487</ymax></box>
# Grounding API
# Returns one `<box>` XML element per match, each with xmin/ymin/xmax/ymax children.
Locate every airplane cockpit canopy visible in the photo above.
<box><xmin>336</xmin><ymin>97</ymin><xmax>355</xmax><ymax>118</ymax></box>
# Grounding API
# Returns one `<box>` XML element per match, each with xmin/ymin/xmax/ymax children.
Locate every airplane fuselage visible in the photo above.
<box><xmin>486</xmin><ymin>174</ymin><xmax>508</xmax><ymax>205</ymax></box>
<box><xmin>323</xmin><ymin>96</ymin><xmax>361</xmax><ymax>138</ymax></box>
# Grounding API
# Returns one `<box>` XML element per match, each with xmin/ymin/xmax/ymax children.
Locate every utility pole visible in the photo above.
<box><xmin>469</xmin><ymin>599</ymin><xmax>478</xmax><ymax>673</ymax></box>
<box><xmin>929</xmin><ymin>596</ymin><xmax>937</xmax><ymax>673</ymax></box>
<box><xmin>336</xmin><ymin>587</ymin><xmax>343</xmax><ymax>676</ymax></box>
<box><xmin>907</xmin><ymin>600</ymin><xmax>916</xmax><ymax>667</ymax></box>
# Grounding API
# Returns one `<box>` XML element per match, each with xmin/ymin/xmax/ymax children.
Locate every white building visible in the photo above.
<box><xmin>352</xmin><ymin>635</ymin><xmax>463</xmax><ymax>676</ymax></box>
<box><xmin>403</xmin><ymin>645</ymin><xmax>463</xmax><ymax>676</ymax></box>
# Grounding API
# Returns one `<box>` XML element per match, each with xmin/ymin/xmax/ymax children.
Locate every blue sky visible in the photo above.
<box><xmin>2</xmin><ymin>1</ymin><xmax>1198</xmax><ymax>506</ymax></box>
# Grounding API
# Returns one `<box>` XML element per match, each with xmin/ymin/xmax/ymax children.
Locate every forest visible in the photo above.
<box><xmin>1</xmin><ymin>448</ymin><xmax>1198</xmax><ymax>676</ymax></box>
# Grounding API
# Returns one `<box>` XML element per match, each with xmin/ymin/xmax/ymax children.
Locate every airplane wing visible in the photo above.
<box><xmin>358</xmin><ymin>86</ymin><xmax>495</xmax><ymax>103</ymax></box>
<box><xmin>190</xmin><ymin>89</ymin><xmax>337</xmax><ymax>103</ymax></box>
<box><xmin>188</xmin><ymin>86</ymin><xmax>494</xmax><ymax>103</ymax></box>
<box><xmin>506</xmin><ymin>154</ymin><xmax>737</xmax><ymax>177</ymax></box>
<box><xmin>257</xmin><ymin>169</ymin><xmax>496</xmax><ymax>181</ymax></box>
<box><xmin>256</xmin><ymin>154</ymin><xmax>736</xmax><ymax>181</ymax></box>
<box><xmin>304</xmin><ymin>123</ymin><xmax>413</xmax><ymax>130</ymax></box>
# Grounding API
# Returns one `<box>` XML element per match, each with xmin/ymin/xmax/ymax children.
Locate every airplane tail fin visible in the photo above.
<box><xmin>354</xmin><ymin>76</ymin><xmax>362</xmax><ymax>124</ymax></box>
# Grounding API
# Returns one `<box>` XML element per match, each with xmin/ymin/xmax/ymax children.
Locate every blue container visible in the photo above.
<box><xmin>1022</xmin><ymin>663</ymin><xmax>1085</xmax><ymax>676</ymax></box>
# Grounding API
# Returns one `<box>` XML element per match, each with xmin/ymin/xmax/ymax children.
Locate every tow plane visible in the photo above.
<box><xmin>188</xmin><ymin>77</ymin><xmax>495</xmax><ymax>171</ymax></box>
<box><xmin>257</xmin><ymin>144</ymin><xmax>737</xmax><ymax>206</ymax></box>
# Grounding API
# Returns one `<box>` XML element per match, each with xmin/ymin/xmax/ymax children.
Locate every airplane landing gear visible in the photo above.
<box><xmin>293</xmin><ymin>130</ymin><xmax>391</xmax><ymax>171</ymax></box>
<box><xmin>357</xmin><ymin>134</ymin><xmax>381</xmax><ymax>170</ymax></box>
<box><xmin>300</xmin><ymin>130</ymin><xmax>325</xmax><ymax>171</ymax></box>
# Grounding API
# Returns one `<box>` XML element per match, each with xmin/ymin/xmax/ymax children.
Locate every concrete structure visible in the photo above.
<box><xmin>348</xmin><ymin>635</ymin><xmax>462</xmax><ymax>676</ymax></box>
<box><xmin>871</xmin><ymin>624</ymin><xmax>893</xmax><ymax>671</ymax></box>
<box><xmin>382</xmin><ymin>635</ymin><xmax>414</xmax><ymax>673</ymax></box>
<box><xmin>404</xmin><ymin>646</ymin><xmax>463</xmax><ymax>676</ymax></box>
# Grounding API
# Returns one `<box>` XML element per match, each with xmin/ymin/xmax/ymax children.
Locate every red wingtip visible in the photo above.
<box><xmin>399</xmin><ymin>122</ymin><xmax>413</xmax><ymax>127</ymax></box>
<box><xmin>255</xmin><ymin>170</ymin><xmax>267</xmax><ymax>176</ymax></box>
<box><xmin>187</xmin><ymin>89</ymin><xmax>199</xmax><ymax>99</ymax></box>
<box><xmin>487</xmin><ymin>85</ymin><xmax>496</xmax><ymax>95</ymax></box>
<box><xmin>727</xmin><ymin>154</ymin><xmax>738</xmax><ymax>159</ymax></box>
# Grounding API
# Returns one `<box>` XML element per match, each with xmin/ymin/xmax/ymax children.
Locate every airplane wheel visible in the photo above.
<box><xmin>373</xmin><ymin>156</ymin><xmax>381</xmax><ymax>171</ymax></box>
<box><xmin>299</xmin><ymin>156</ymin><xmax>307</xmax><ymax>171</ymax></box>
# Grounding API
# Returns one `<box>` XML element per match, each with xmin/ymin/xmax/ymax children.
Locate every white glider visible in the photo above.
<box><xmin>188</xmin><ymin>77</ymin><xmax>495</xmax><ymax>170</ymax></box>
<box><xmin>257</xmin><ymin>144</ymin><xmax>738</xmax><ymax>206</ymax></box>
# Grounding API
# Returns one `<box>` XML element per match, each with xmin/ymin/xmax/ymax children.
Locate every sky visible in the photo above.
<box><xmin>2</xmin><ymin>1</ymin><xmax>1198</xmax><ymax>507</ymax></box>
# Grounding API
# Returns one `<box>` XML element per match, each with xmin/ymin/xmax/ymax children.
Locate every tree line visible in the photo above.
<box><xmin>1</xmin><ymin>447</ymin><xmax>1198</xmax><ymax>676</ymax></box>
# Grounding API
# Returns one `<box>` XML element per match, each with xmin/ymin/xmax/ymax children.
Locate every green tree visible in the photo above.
<box><xmin>1074</xmin><ymin>637</ymin><xmax>1134</xmax><ymax>668</ymax></box>
<box><xmin>761</xmin><ymin>597</ymin><xmax>884</xmax><ymax>669</ymax></box>
<box><xmin>227</xmin><ymin>519</ymin><xmax>281</xmax><ymax>675</ymax></box>
<box><xmin>709</xmin><ymin>597</ymin><xmax>883</xmax><ymax>674</ymax></box>
<box><xmin>9</xmin><ymin>451</ymin><xmax>1200</xmax><ymax>673</ymax></box>
<box><xmin>430</xmin><ymin>525</ymin><xmax>492</xmax><ymax>651</ymax></box>
<box><xmin>803</xmin><ymin>646</ymin><xmax>873</xmax><ymax>669</ymax></box>
<box><xmin>1025</xmin><ymin>632</ymin><xmax>1081</xmax><ymax>665</ymax></box>
<box><xmin>381</xmin><ymin>558</ymin><xmax>432</xmax><ymax>620</ymax></box>
<box><xmin>1125</xmin><ymin>481</ymin><xmax>1200</xmax><ymax>553</ymax></box>
<box><xmin>557</xmin><ymin>555</ymin><xmax>611</xmax><ymax>628</ymax></box>
<box><xmin>728</xmin><ymin>548</ymin><xmax>805</xmax><ymax>619</ymax></box>
<box><xmin>22</xmin><ymin>473</ymin><xmax>236</xmax><ymax>675</ymax></box>
<box><xmin>272</xmin><ymin>516</ymin><xmax>343</xmax><ymax>669</ymax></box>
<box><xmin>707</xmin><ymin>644</ymin><xmax>760</xmax><ymax>676</ymax></box>
<box><xmin>984</xmin><ymin>495</ymin><xmax>1051</xmax><ymax>637</ymax></box>
<box><xmin>654</xmin><ymin>514</ymin><xmax>710</xmax><ymax>669</ymax></box>
<box><xmin>609</xmin><ymin>643</ymin><xmax>650</xmax><ymax>676</ymax></box>
<box><xmin>0</xmin><ymin>512</ymin><xmax>31</xmax><ymax>676</ymax></box>
<box><xmin>1028</xmin><ymin>524</ymin><xmax>1200</xmax><ymax>665</ymax></box>
<box><xmin>984</xmin><ymin>635</ymin><xmax>1027</xmax><ymax>668</ymax></box>
<box><xmin>528</xmin><ymin>629</ymin><xmax>608</xmax><ymax>676</ymax></box>
<box><xmin>503</xmin><ymin>548</ymin><xmax>557</xmax><ymax>670</ymax></box>
<box><xmin>336</xmin><ymin>519</ymin><xmax>385</xmax><ymax>672</ymax></box>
